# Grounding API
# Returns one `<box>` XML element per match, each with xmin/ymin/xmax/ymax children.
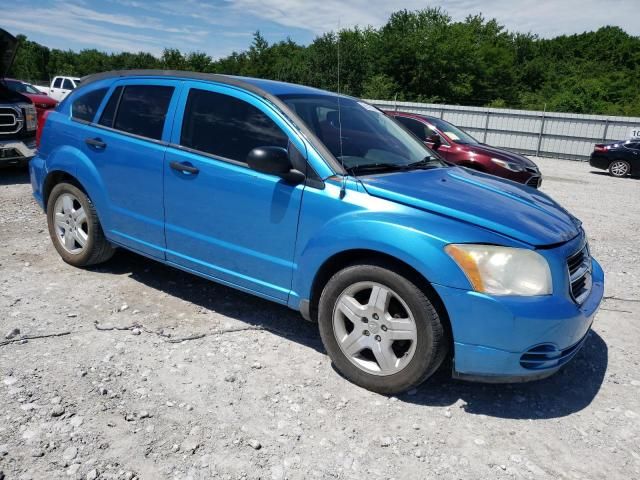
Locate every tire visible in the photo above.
<box><xmin>608</xmin><ymin>160</ymin><xmax>630</xmax><ymax>177</ymax></box>
<box><xmin>318</xmin><ymin>261</ymin><xmax>447</xmax><ymax>394</ymax></box>
<box><xmin>47</xmin><ymin>182</ymin><xmax>115</xmax><ymax>267</ymax></box>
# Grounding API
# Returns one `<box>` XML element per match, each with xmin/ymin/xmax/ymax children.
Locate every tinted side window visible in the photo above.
<box><xmin>71</xmin><ymin>88</ymin><xmax>108</xmax><ymax>122</ymax></box>
<box><xmin>63</xmin><ymin>79</ymin><xmax>74</xmax><ymax>90</ymax></box>
<box><xmin>395</xmin><ymin>116</ymin><xmax>427</xmax><ymax>141</ymax></box>
<box><xmin>53</xmin><ymin>78</ymin><xmax>62</xmax><ymax>88</ymax></box>
<box><xmin>99</xmin><ymin>86</ymin><xmax>123</xmax><ymax>128</ymax></box>
<box><xmin>180</xmin><ymin>89</ymin><xmax>288</xmax><ymax>163</ymax></box>
<box><xmin>112</xmin><ymin>85</ymin><xmax>174</xmax><ymax>140</ymax></box>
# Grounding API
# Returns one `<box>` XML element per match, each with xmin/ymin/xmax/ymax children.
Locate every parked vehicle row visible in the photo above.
<box><xmin>387</xmin><ymin>111</ymin><xmax>543</xmax><ymax>187</ymax></box>
<box><xmin>30</xmin><ymin>70</ymin><xmax>604</xmax><ymax>394</ymax></box>
<box><xmin>1</xmin><ymin>29</ymin><xmax>38</xmax><ymax>167</ymax></box>
<box><xmin>589</xmin><ymin>140</ymin><xmax>639</xmax><ymax>177</ymax></box>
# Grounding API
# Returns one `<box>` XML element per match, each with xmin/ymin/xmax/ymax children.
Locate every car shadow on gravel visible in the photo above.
<box><xmin>0</xmin><ymin>166</ymin><xmax>30</xmax><ymax>185</ymax></box>
<box><xmin>93</xmin><ymin>250</ymin><xmax>608</xmax><ymax>421</ymax></box>
<box><xmin>90</xmin><ymin>249</ymin><xmax>324</xmax><ymax>351</ymax></box>
<box><xmin>401</xmin><ymin>330</ymin><xmax>608</xmax><ymax>419</ymax></box>
<box><xmin>590</xmin><ymin>170</ymin><xmax>640</xmax><ymax>180</ymax></box>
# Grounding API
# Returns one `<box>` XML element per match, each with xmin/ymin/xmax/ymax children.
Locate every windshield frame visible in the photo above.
<box><xmin>277</xmin><ymin>93</ymin><xmax>446</xmax><ymax>176</ymax></box>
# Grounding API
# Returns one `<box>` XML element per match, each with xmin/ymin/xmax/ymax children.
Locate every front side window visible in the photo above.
<box><xmin>180</xmin><ymin>89</ymin><xmax>288</xmax><ymax>163</ymax></box>
<box><xmin>72</xmin><ymin>88</ymin><xmax>108</xmax><ymax>122</ymax></box>
<box><xmin>111</xmin><ymin>85</ymin><xmax>174</xmax><ymax>140</ymax></box>
<box><xmin>279</xmin><ymin>94</ymin><xmax>443</xmax><ymax>173</ymax></box>
<box><xmin>395</xmin><ymin>116</ymin><xmax>428</xmax><ymax>141</ymax></box>
<box><xmin>62</xmin><ymin>79</ymin><xmax>75</xmax><ymax>90</ymax></box>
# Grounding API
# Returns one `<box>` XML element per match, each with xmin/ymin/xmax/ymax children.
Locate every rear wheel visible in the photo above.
<box><xmin>609</xmin><ymin>160</ymin><xmax>630</xmax><ymax>177</ymax></box>
<box><xmin>47</xmin><ymin>183</ymin><xmax>115</xmax><ymax>267</ymax></box>
<box><xmin>318</xmin><ymin>262</ymin><xmax>447</xmax><ymax>394</ymax></box>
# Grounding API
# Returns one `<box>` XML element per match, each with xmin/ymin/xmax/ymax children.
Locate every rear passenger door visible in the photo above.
<box><xmin>163</xmin><ymin>82</ymin><xmax>306</xmax><ymax>301</ymax></box>
<box><xmin>84</xmin><ymin>79</ymin><xmax>182</xmax><ymax>258</ymax></box>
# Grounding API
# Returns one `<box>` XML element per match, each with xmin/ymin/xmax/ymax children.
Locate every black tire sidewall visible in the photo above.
<box><xmin>318</xmin><ymin>263</ymin><xmax>444</xmax><ymax>395</ymax></box>
<box><xmin>47</xmin><ymin>183</ymin><xmax>98</xmax><ymax>267</ymax></box>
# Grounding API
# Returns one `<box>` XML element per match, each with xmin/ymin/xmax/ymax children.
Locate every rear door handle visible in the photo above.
<box><xmin>170</xmin><ymin>161</ymin><xmax>199</xmax><ymax>175</ymax></box>
<box><xmin>85</xmin><ymin>137</ymin><xmax>106</xmax><ymax>149</ymax></box>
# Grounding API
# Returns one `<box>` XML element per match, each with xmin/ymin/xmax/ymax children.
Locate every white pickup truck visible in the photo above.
<box><xmin>40</xmin><ymin>76</ymin><xmax>82</xmax><ymax>101</ymax></box>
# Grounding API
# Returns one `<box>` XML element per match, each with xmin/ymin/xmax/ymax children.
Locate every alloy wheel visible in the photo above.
<box><xmin>53</xmin><ymin>193</ymin><xmax>89</xmax><ymax>254</ymax></box>
<box><xmin>332</xmin><ymin>281</ymin><xmax>418</xmax><ymax>376</ymax></box>
<box><xmin>610</xmin><ymin>161</ymin><xmax>630</xmax><ymax>177</ymax></box>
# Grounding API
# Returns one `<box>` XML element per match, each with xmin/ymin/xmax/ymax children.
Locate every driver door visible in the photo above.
<box><xmin>163</xmin><ymin>82</ymin><xmax>306</xmax><ymax>301</ymax></box>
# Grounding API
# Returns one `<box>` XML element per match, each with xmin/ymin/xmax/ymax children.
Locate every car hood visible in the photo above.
<box><xmin>466</xmin><ymin>143</ymin><xmax>538</xmax><ymax>168</ymax></box>
<box><xmin>0</xmin><ymin>28</ymin><xmax>18</xmax><ymax>78</ymax></box>
<box><xmin>358</xmin><ymin>167</ymin><xmax>580</xmax><ymax>247</ymax></box>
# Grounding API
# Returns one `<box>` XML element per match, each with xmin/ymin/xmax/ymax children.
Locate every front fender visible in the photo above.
<box><xmin>291</xmin><ymin>184</ymin><xmax>524</xmax><ymax>303</ymax></box>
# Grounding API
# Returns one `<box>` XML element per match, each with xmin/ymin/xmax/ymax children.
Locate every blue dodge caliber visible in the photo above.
<box><xmin>30</xmin><ymin>71</ymin><xmax>604</xmax><ymax>394</ymax></box>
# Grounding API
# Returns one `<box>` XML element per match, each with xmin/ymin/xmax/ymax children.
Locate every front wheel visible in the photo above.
<box><xmin>47</xmin><ymin>183</ymin><xmax>115</xmax><ymax>267</ymax></box>
<box><xmin>609</xmin><ymin>160</ymin><xmax>630</xmax><ymax>177</ymax></box>
<box><xmin>318</xmin><ymin>262</ymin><xmax>447</xmax><ymax>394</ymax></box>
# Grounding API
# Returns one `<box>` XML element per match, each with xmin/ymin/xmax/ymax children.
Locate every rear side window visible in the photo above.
<box><xmin>180</xmin><ymin>89</ymin><xmax>288</xmax><ymax>163</ymax></box>
<box><xmin>53</xmin><ymin>78</ymin><xmax>62</xmax><ymax>88</ymax></box>
<box><xmin>111</xmin><ymin>85</ymin><xmax>174</xmax><ymax>140</ymax></box>
<box><xmin>99</xmin><ymin>86</ymin><xmax>123</xmax><ymax>128</ymax></box>
<box><xmin>71</xmin><ymin>88</ymin><xmax>108</xmax><ymax>122</ymax></box>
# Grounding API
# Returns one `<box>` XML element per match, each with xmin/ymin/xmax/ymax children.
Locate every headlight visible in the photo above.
<box><xmin>490</xmin><ymin>157</ymin><xmax>525</xmax><ymax>172</ymax></box>
<box><xmin>445</xmin><ymin>244</ymin><xmax>552</xmax><ymax>296</ymax></box>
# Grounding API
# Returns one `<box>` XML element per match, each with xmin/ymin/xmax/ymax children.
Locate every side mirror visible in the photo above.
<box><xmin>247</xmin><ymin>146</ymin><xmax>305</xmax><ymax>184</ymax></box>
<box><xmin>426</xmin><ymin>133</ymin><xmax>442</xmax><ymax>150</ymax></box>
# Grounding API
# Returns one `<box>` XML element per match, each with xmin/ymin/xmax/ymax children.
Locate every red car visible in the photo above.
<box><xmin>3</xmin><ymin>78</ymin><xmax>57</xmax><ymax>122</ymax></box>
<box><xmin>387</xmin><ymin>111</ymin><xmax>542</xmax><ymax>188</ymax></box>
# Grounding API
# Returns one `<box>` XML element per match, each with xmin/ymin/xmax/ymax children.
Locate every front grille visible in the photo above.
<box><xmin>520</xmin><ymin>333</ymin><xmax>589</xmax><ymax>370</ymax></box>
<box><xmin>526</xmin><ymin>176</ymin><xmax>540</xmax><ymax>188</ymax></box>
<box><xmin>567</xmin><ymin>243</ymin><xmax>592</xmax><ymax>304</ymax></box>
<box><xmin>0</xmin><ymin>106</ymin><xmax>22</xmax><ymax>135</ymax></box>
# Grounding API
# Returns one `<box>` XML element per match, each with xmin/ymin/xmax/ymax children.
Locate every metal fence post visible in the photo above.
<box><xmin>483</xmin><ymin>111</ymin><xmax>491</xmax><ymax>143</ymax></box>
<box><xmin>602</xmin><ymin>119</ymin><xmax>609</xmax><ymax>142</ymax></box>
<box><xmin>536</xmin><ymin>111</ymin><xmax>546</xmax><ymax>157</ymax></box>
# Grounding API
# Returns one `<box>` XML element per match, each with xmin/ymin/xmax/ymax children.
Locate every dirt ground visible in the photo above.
<box><xmin>0</xmin><ymin>158</ymin><xmax>639</xmax><ymax>480</ymax></box>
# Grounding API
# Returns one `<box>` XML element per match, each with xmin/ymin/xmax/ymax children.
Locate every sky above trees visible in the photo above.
<box><xmin>3</xmin><ymin>0</ymin><xmax>640</xmax><ymax>58</ymax></box>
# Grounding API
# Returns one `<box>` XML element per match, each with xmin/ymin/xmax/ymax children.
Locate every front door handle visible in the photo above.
<box><xmin>85</xmin><ymin>137</ymin><xmax>106</xmax><ymax>149</ymax></box>
<box><xmin>170</xmin><ymin>161</ymin><xmax>199</xmax><ymax>175</ymax></box>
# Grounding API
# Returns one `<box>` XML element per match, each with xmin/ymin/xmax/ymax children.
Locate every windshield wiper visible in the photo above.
<box><xmin>404</xmin><ymin>157</ymin><xmax>441</xmax><ymax>170</ymax></box>
<box><xmin>346</xmin><ymin>163</ymin><xmax>407</xmax><ymax>174</ymax></box>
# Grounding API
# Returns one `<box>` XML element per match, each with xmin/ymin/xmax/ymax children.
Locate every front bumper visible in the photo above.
<box><xmin>433</xmin><ymin>257</ymin><xmax>604</xmax><ymax>382</ymax></box>
<box><xmin>0</xmin><ymin>138</ymin><xmax>36</xmax><ymax>165</ymax></box>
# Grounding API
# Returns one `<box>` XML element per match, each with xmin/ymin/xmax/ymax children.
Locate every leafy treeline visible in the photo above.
<box><xmin>8</xmin><ymin>8</ymin><xmax>640</xmax><ymax>115</ymax></box>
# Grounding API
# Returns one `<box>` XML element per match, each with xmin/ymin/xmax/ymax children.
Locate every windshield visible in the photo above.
<box><xmin>278</xmin><ymin>94</ymin><xmax>444</xmax><ymax>174</ymax></box>
<box><xmin>6</xmin><ymin>80</ymin><xmax>40</xmax><ymax>95</ymax></box>
<box><xmin>427</xmin><ymin>117</ymin><xmax>479</xmax><ymax>145</ymax></box>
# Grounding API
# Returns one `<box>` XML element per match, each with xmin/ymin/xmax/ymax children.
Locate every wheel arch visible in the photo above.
<box><xmin>307</xmin><ymin>248</ymin><xmax>453</xmax><ymax>349</ymax></box>
<box><xmin>43</xmin><ymin>170</ymin><xmax>88</xmax><ymax>210</ymax></box>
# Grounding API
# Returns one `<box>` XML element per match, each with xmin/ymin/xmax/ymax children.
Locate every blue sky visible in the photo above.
<box><xmin>3</xmin><ymin>0</ymin><xmax>639</xmax><ymax>59</ymax></box>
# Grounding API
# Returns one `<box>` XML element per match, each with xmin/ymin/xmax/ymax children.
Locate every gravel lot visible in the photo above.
<box><xmin>1</xmin><ymin>158</ymin><xmax>639</xmax><ymax>480</ymax></box>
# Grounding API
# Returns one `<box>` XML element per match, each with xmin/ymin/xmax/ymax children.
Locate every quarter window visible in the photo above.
<box><xmin>71</xmin><ymin>88</ymin><xmax>108</xmax><ymax>122</ymax></box>
<box><xmin>180</xmin><ymin>89</ymin><xmax>288</xmax><ymax>163</ymax></box>
<box><xmin>110</xmin><ymin>85</ymin><xmax>174</xmax><ymax>140</ymax></box>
